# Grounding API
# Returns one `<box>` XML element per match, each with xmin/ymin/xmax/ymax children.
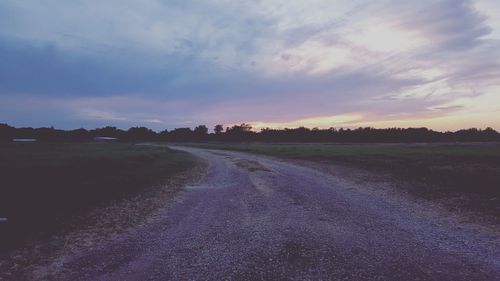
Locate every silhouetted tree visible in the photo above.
<box><xmin>193</xmin><ymin>125</ymin><xmax>208</xmax><ymax>141</ymax></box>
<box><xmin>0</xmin><ymin>123</ymin><xmax>15</xmax><ymax>142</ymax></box>
<box><xmin>158</xmin><ymin>129</ymin><xmax>169</xmax><ymax>141</ymax></box>
<box><xmin>91</xmin><ymin>126</ymin><xmax>125</xmax><ymax>139</ymax></box>
<box><xmin>225</xmin><ymin>123</ymin><xmax>254</xmax><ymax>141</ymax></box>
<box><xmin>168</xmin><ymin>128</ymin><xmax>194</xmax><ymax>142</ymax></box>
<box><xmin>214</xmin><ymin>124</ymin><xmax>224</xmax><ymax>134</ymax></box>
<box><xmin>194</xmin><ymin>125</ymin><xmax>208</xmax><ymax>135</ymax></box>
<box><xmin>125</xmin><ymin>127</ymin><xmax>156</xmax><ymax>142</ymax></box>
<box><xmin>67</xmin><ymin>128</ymin><xmax>91</xmax><ymax>142</ymax></box>
<box><xmin>227</xmin><ymin>123</ymin><xmax>252</xmax><ymax>133</ymax></box>
<box><xmin>1</xmin><ymin>123</ymin><xmax>499</xmax><ymax>143</ymax></box>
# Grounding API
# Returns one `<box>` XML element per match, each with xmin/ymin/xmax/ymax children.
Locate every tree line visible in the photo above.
<box><xmin>1</xmin><ymin>123</ymin><xmax>499</xmax><ymax>143</ymax></box>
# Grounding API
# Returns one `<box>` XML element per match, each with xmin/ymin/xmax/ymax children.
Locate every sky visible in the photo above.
<box><xmin>0</xmin><ymin>0</ymin><xmax>499</xmax><ymax>131</ymax></box>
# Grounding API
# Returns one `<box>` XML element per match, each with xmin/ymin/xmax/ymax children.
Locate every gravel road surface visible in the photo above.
<box><xmin>41</xmin><ymin>147</ymin><xmax>500</xmax><ymax>281</ymax></box>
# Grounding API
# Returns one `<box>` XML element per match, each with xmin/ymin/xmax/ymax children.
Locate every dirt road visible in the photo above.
<box><xmin>40</xmin><ymin>147</ymin><xmax>500</xmax><ymax>280</ymax></box>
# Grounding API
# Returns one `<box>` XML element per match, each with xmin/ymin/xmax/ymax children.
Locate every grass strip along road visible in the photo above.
<box><xmin>0</xmin><ymin>143</ymin><xmax>196</xmax><ymax>252</ymax></box>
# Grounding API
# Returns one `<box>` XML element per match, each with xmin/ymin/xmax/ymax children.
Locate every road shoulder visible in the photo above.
<box><xmin>286</xmin><ymin>158</ymin><xmax>500</xmax><ymax>235</ymax></box>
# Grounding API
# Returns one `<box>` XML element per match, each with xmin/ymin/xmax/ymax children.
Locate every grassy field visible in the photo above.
<box><xmin>185</xmin><ymin>142</ymin><xmax>500</xmax><ymax>219</ymax></box>
<box><xmin>0</xmin><ymin>143</ymin><xmax>195</xmax><ymax>251</ymax></box>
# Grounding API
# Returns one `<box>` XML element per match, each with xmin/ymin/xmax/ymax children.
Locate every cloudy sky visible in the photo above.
<box><xmin>1</xmin><ymin>0</ymin><xmax>499</xmax><ymax>131</ymax></box>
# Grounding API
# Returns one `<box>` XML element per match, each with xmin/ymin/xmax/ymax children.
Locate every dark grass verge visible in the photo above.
<box><xmin>181</xmin><ymin>142</ymin><xmax>500</xmax><ymax>223</ymax></box>
<box><xmin>0</xmin><ymin>143</ymin><xmax>198</xmax><ymax>251</ymax></box>
<box><xmin>0</xmin><ymin>143</ymin><xmax>205</xmax><ymax>280</ymax></box>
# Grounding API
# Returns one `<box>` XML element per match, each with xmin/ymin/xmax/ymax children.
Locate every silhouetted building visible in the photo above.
<box><xmin>12</xmin><ymin>138</ymin><xmax>37</xmax><ymax>142</ymax></box>
<box><xmin>93</xmin><ymin>137</ymin><xmax>118</xmax><ymax>142</ymax></box>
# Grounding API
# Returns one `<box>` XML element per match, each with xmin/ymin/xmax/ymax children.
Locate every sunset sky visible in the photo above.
<box><xmin>1</xmin><ymin>0</ymin><xmax>499</xmax><ymax>131</ymax></box>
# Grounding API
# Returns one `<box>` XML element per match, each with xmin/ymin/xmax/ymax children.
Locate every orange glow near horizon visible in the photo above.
<box><xmin>244</xmin><ymin>111</ymin><xmax>500</xmax><ymax>132</ymax></box>
<box><xmin>247</xmin><ymin>114</ymin><xmax>364</xmax><ymax>130</ymax></box>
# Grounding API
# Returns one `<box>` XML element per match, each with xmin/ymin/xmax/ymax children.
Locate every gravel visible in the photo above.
<box><xmin>36</xmin><ymin>146</ymin><xmax>500</xmax><ymax>281</ymax></box>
